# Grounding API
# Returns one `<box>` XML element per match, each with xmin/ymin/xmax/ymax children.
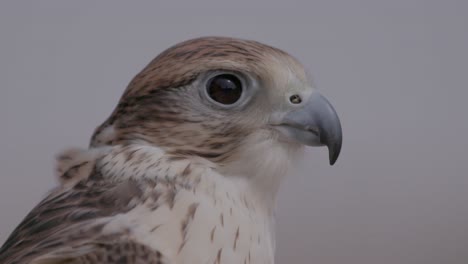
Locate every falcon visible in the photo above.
<box><xmin>0</xmin><ymin>37</ymin><xmax>342</xmax><ymax>264</ymax></box>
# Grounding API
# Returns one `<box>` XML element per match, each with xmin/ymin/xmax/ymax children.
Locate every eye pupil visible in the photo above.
<box><xmin>207</xmin><ymin>74</ymin><xmax>242</xmax><ymax>105</ymax></box>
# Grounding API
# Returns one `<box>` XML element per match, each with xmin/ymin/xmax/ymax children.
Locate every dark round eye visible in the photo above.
<box><xmin>206</xmin><ymin>74</ymin><xmax>243</xmax><ymax>105</ymax></box>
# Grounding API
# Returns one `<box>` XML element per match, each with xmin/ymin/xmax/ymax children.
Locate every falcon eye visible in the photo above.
<box><xmin>206</xmin><ymin>74</ymin><xmax>243</xmax><ymax>105</ymax></box>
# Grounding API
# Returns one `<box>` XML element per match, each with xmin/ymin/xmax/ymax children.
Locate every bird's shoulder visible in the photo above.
<box><xmin>0</xmin><ymin>171</ymin><xmax>179</xmax><ymax>264</ymax></box>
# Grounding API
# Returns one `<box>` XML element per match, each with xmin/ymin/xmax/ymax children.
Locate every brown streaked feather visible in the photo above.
<box><xmin>0</xmin><ymin>175</ymin><xmax>168</xmax><ymax>264</ymax></box>
<box><xmin>32</xmin><ymin>239</ymin><xmax>168</xmax><ymax>264</ymax></box>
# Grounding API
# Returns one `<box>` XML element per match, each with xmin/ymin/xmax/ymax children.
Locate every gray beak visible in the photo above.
<box><xmin>276</xmin><ymin>92</ymin><xmax>342</xmax><ymax>165</ymax></box>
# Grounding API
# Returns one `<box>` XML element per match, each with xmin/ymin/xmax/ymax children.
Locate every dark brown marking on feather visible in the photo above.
<box><xmin>220</xmin><ymin>213</ymin><xmax>224</xmax><ymax>227</ymax></box>
<box><xmin>70</xmin><ymin>240</ymin><xmax>167</xmax><ymax>264</ymax></box>
<box><xmin>124</xmin><ymin>148</ymin><xmax>139</xmax><ymax>162</ymax></box>
<box><xmin>145</xmin><ymin>178</ymin><xmax>157</xmax><ymax>188</ymax></box>
<box><xmin>61</xmin><ymin>161</ymin><xmax>89</xmax><ymax>180</ymax></box>
<box><xmin>187</xmin><ymin>202</ymin><xmax>199</xmax><ymax>219</ymax></box>
<box><xmin>178</xmin><ymin>203</ymin><xmax>199</xmax><ymax>254</ymax></box>
<box><xmin>181</xmin><ymin>162</ymin><xmax>192</xmax><ymax>177</ymax></box>
<box><xmin>147</xmin><ymin>190</ymin><xmax>162</xmax><ymax>210</ymax></box>
<box><xmin>166</xmin><ymin>155</ymin><xmax>186</xmax><ymax>162</ymax></box>
<box><xmin>150</xmin><ymin>224</ymin><xmax>163</xmax><ymax>233</ymax></box>
<box><xmin>210</xmin><ymin>226</ymin><xmax>216</xmax><ymax>243</ymax></box>
<box><xmin>233</xmin><ymin>226</ymin><xmax>240</xmax><ymax>250</ymax></box>
<box><xmin>180</xmin><ymin>203</ymin><xmax>199</xmax><ymax>236</ymax></box>
<box><xmin>214</xmin><ymin>248</ymin><xmax>222</xmax><ymax>264</ymax></box>
<box><xmin>165</xmin><ymin>188</ymin><xmax>177</xmax><ymax>209</ymax></box>
<box><xmin>242</xmin><ymin>195</ymin><xmax>251</xmax><ymax>210</ymax></box>
<box><xmin>177</xmin><ymin>239</ymin><xmax>187</xmax><ymax>254</ymax></box>
<box><xmin>209</xmin><ymin>142</ymin><xmax>226</xmax><ymax>149</ymax></box>
<box><xmin>171</xmin><ymin>149</ymin><xmax>224</xmax><ymax>159</ymax></box>
<box><xmin>179</xmin><ymin>220</ymin><xmax>188</xmax><ymax>238</ymax></box>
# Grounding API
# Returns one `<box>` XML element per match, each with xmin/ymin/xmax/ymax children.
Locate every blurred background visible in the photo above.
<box><xmin>1</xmin><ymin>1</ymin><xmax>467</xmax><ymax>263</ymax></box>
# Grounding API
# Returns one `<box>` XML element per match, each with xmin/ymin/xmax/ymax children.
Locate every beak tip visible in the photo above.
<box><xmin>329</xmin><ymin>153</ymin><xmax>337</xmax><ymax>166</ymax></box>
<box><xmin>327</xmin><ymin>141</ymin><xmax>342</xmax><ymax>166</ymax></box>
<box><xmin>329</xmin><ymin>154</ymin><xmax>338</xmax><ymax>166</ymax></box>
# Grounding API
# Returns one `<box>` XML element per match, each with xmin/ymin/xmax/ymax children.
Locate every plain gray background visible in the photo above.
<box><xmin>1</xmin><ymin>1</ymin><xmax>467</xmax><ymax>263</ymax></box>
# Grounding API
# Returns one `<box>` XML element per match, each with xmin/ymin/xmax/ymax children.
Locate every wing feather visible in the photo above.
<box><xmin>0</xmin><ymin>173</ymin><xmax>167</xmax><ymax>264</ymax></box>
<box><xmin>32</xmin><ymin>239</ymin><xmax>167</xmax><ymax>264</ymax></box>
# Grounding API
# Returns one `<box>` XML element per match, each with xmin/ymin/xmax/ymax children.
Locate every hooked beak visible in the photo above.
<box><xmin>274</xmin><ymin>92</ymin><xmax>342</xmax><ymax>165</ymax></box>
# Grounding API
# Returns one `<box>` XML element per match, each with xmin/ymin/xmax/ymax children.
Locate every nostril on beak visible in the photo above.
<box><xmin>289</xmin><ymin>94</ymin><xmax>302</xmax><ymax>104</ymax></box>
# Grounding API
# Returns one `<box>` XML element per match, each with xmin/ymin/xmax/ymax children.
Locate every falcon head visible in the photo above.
<box><xmin>91</xmin><ymin>37</ymin><xmax>342</xmax><ymax>183</ymax></box>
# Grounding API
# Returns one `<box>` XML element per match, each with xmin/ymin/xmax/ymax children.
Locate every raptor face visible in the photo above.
<box><xmin>92</xmin><ymin>37</ymin><xmax>342</xmax><ymax>173</ymax></box>
<box><xmin>0</xmin><ymin>37</ymin><xmax>343</xmax><ymax>264</ymax></box>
